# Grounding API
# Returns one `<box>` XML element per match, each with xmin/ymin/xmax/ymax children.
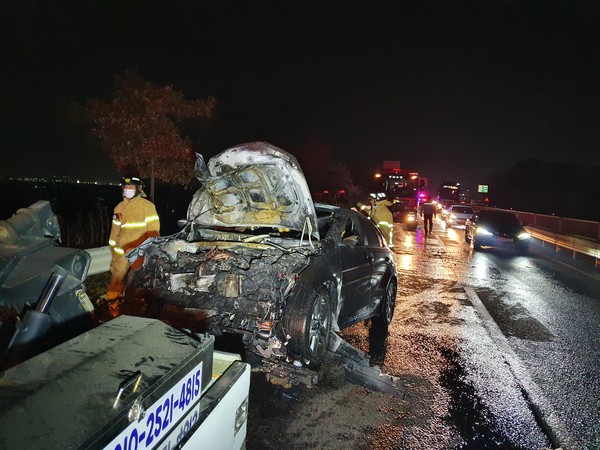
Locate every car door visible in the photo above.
<box><xmin>357</xmin><ymin>213</ymin><xmax>392</xmax><ymax>315</ymax></box>
<box><xmin>337</xmin><ymin>215</ymin><xmax>375</xmax><ymax>326</ymax></box>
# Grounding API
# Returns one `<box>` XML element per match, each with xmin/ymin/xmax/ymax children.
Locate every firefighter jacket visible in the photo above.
<box><xmin>108</xmin><ymin>196</ymin><xmax>160</xmax><ymax>257</ymax></box>
<box><xmin>370</xmin><ymin>199</ymin><xmax>394</xmax><ymax>226</ymax></box>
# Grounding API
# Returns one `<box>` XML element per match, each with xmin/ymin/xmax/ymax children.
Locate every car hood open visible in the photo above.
<box><xmin>187</xmin><ymin>141</ymin><xmax>320</xmax><ymax>240</ymax></box>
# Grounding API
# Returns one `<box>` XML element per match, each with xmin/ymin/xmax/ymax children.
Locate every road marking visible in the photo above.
<box><xmin>463</xmin><ymin>285</ymin><xmax>573</xmax><ymax>449</ymax></box>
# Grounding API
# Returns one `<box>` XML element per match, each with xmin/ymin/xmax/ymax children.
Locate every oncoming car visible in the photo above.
<box><xmin>465</xmin><ymin>209</ymin><xmax>531</xmax><ymax>254</ymax></box>
<box><xmin>445</xmin><ymin>204</ymin><xmax>475</xmax><ymax>228</ymax></box>
<box><xmin>124</xmin><ymin>142</ymin><xmax>398</xmax><ymax>368</ymax></box>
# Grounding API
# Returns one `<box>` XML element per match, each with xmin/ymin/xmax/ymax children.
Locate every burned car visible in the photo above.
<box><xmin>124</xmin><ymin>142</ymin><xmax>397</xmax><ymax>367</ymax></box>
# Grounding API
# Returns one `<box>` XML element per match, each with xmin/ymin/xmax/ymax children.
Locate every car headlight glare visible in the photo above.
<box><xmin>518</xmin><ymin>232</ymin><xmax>531</xmax><ymax>240</ymax></box>
<box><xmin>476</xmin><ymin>227</ymin><xmax>493</xmax><ymax>236</ymax></box>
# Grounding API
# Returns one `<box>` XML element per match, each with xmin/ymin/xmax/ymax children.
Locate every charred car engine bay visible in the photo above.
<box><xmin>125</xmin><ymin>231</ymin><xmax>320</xmax><ymax>363</ymax></box>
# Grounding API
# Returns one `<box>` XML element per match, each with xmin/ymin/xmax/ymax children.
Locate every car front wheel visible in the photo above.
<box><xmin>283</xmin><ymin>284</ymin><xmax>332</xmax><ymax>366</ymax></box>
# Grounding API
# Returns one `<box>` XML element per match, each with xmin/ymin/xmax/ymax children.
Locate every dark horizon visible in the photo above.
<box><xmin>2</xmin><ymin>1</ymin><xmax>600</xmax><ymax>193</ymax></box>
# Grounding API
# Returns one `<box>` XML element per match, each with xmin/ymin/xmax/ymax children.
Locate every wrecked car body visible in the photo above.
<box><xmin>125</xmin><ymin>142</ymin><xmax>398</xmax><ymax>368</ymax></box>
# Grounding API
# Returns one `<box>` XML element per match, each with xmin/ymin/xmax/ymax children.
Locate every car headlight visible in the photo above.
<box><xmin>407</xmin><ymin>215</ymin><xmax>416</xmax><ymax>222</ymax></box>
<box><xmin>476</xmin><ymin>227</ymin><xmax>493</xmax><ymax>236</ymax></box>
<box><xmin>517</xmin><ymin>232</ymin><xmax>531</xmax><ymax>240</ymax></box>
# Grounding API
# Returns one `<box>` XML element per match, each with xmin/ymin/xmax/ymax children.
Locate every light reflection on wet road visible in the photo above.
<box><xmin>458</xmin><ymin>236</ymin><xmax>600</xmax><ymax>449</ymax></box>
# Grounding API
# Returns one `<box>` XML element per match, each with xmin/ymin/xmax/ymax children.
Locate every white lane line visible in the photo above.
<box><xmin>463</xmin><ymin>285</ymin><xmax>573</xmax><ymax>449</ymax></box>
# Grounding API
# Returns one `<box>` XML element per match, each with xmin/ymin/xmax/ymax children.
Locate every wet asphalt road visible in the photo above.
<box><xmin>244</xmin><ymin>219</ymin><xmax>600</xmax><ymax>450</ymax></box>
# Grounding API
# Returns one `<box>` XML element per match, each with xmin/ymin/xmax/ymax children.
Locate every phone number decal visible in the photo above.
<box><xmin>106</xmin><ymin>361</ymin><xmax>203</xmax><ymax>450</ymax></box>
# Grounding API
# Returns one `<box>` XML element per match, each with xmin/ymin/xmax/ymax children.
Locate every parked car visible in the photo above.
<box><xmin>465</xmin><ymin>209</ymin><xmax>531</xmax><ymax>254</ymax></box>
<box><xmin>123</xmin><ymin>142</ymin><xmax>397</xmax><ymax>368</ymax></box>
<box><xmin>445</xmin><ymin>204</ymin><xmax>475</xmax><ymax>228</ymax></box>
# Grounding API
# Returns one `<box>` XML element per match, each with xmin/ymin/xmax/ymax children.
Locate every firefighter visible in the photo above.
<box><xmin>369</xmin><ymin>193</ymin><xmax>395</xmax><ymax>248</ymax></box>
<box><xmin>106</xmin><ymin>176</ymin><xmax>160</xmax><ymax>317</ymax></box>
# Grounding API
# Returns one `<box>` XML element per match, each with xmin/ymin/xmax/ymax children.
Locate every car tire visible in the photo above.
<box><xmin>374</xmin><ymin>278</ymin><xmax>397</xmax><ymax>327</ymax></box>
<box><xmin>473</xmin><ymin>238</ymin><xmax>482</xmax><ymax>250</ymax></box>
<box><xmin>282</xmin><ymin>283</ymin><xmax>332</xmax><ymax>366</ymax></box>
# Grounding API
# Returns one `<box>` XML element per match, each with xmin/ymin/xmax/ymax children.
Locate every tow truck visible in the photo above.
<box><xmin>0</xmin><ymin>201</ymin><xmax>250</xmax><ymax>450</ymax></box>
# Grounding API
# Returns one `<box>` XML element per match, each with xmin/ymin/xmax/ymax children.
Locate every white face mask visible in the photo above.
<box><xmin>123</xmin><ymin>188</ymin><xmax>136</xmax><ymax>199</ymax></box>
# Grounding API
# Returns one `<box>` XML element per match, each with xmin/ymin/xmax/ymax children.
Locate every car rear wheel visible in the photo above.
<box><xmin>283</xmin><ymin>284</ymin><xmax>332</xmax><ymax>366</ymax></box>
<box><xmin>374</xmin><ymin>279</ymin><xmax>397</xmax><ymax>327</ymax></box>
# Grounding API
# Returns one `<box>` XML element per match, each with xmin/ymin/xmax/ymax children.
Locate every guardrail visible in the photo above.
<box><xmin>525</xmin><ymin>227</ymin><xmax>600</xmax><ymax>264</ymax></box>
<box><xmin>85</xmin><ymin>246</ymin><xmax>112</xmax><ymax>275</ymax></box>
<box><xmin>516</xmin><ymin>212</ymin><xmax>600</xmax><ymax>241</ymax></box>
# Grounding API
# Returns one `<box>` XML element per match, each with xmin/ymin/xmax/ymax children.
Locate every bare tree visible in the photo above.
<box><xmin>80</xmin><ymin>71</ymin><xmax>215</xmax><ymax>199</ymax></box>
<box><xmin>299</xmin><ymin>138</ymin><xmax>361</xmax><ymax>200</ymax></box>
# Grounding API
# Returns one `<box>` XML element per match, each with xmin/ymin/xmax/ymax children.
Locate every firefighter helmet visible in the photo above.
<box><xmin>121</xmin><ymin>176</ymin><xmax>144</xmax><ymax>188</ymax></box>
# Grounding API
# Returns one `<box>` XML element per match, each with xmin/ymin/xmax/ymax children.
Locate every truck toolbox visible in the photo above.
<box><xmin>0</xmin><ymin>315</ymin><xmax>249</xmax><ymax>450</ymax></box>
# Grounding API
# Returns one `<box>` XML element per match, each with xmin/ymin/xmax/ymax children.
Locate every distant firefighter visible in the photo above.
<box><xmin>369</xmin><ymin>193</ymin><xmax>395</xmax><ymax>248</ymax></box>
<box><xmin>106</xmin><ymin>176</ymin><xmax>160</xmax><ymax>317</ymax></box>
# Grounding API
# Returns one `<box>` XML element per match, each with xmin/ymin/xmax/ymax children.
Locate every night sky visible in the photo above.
<box><xmin>2</xmin><ymin>1</ymin><xmax>600</xmax><ymax>193</ymax></box>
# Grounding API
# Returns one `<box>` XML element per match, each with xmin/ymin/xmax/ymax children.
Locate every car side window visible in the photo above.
<box><xmin>358</xmin><ymin>216</ymin><xmax>383</xmax><ymax>246</ymax></box>
<box><xmin>341</xmin><ymin>218</ymin><xmax>361</xmax><ymax>246</ymax></box>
